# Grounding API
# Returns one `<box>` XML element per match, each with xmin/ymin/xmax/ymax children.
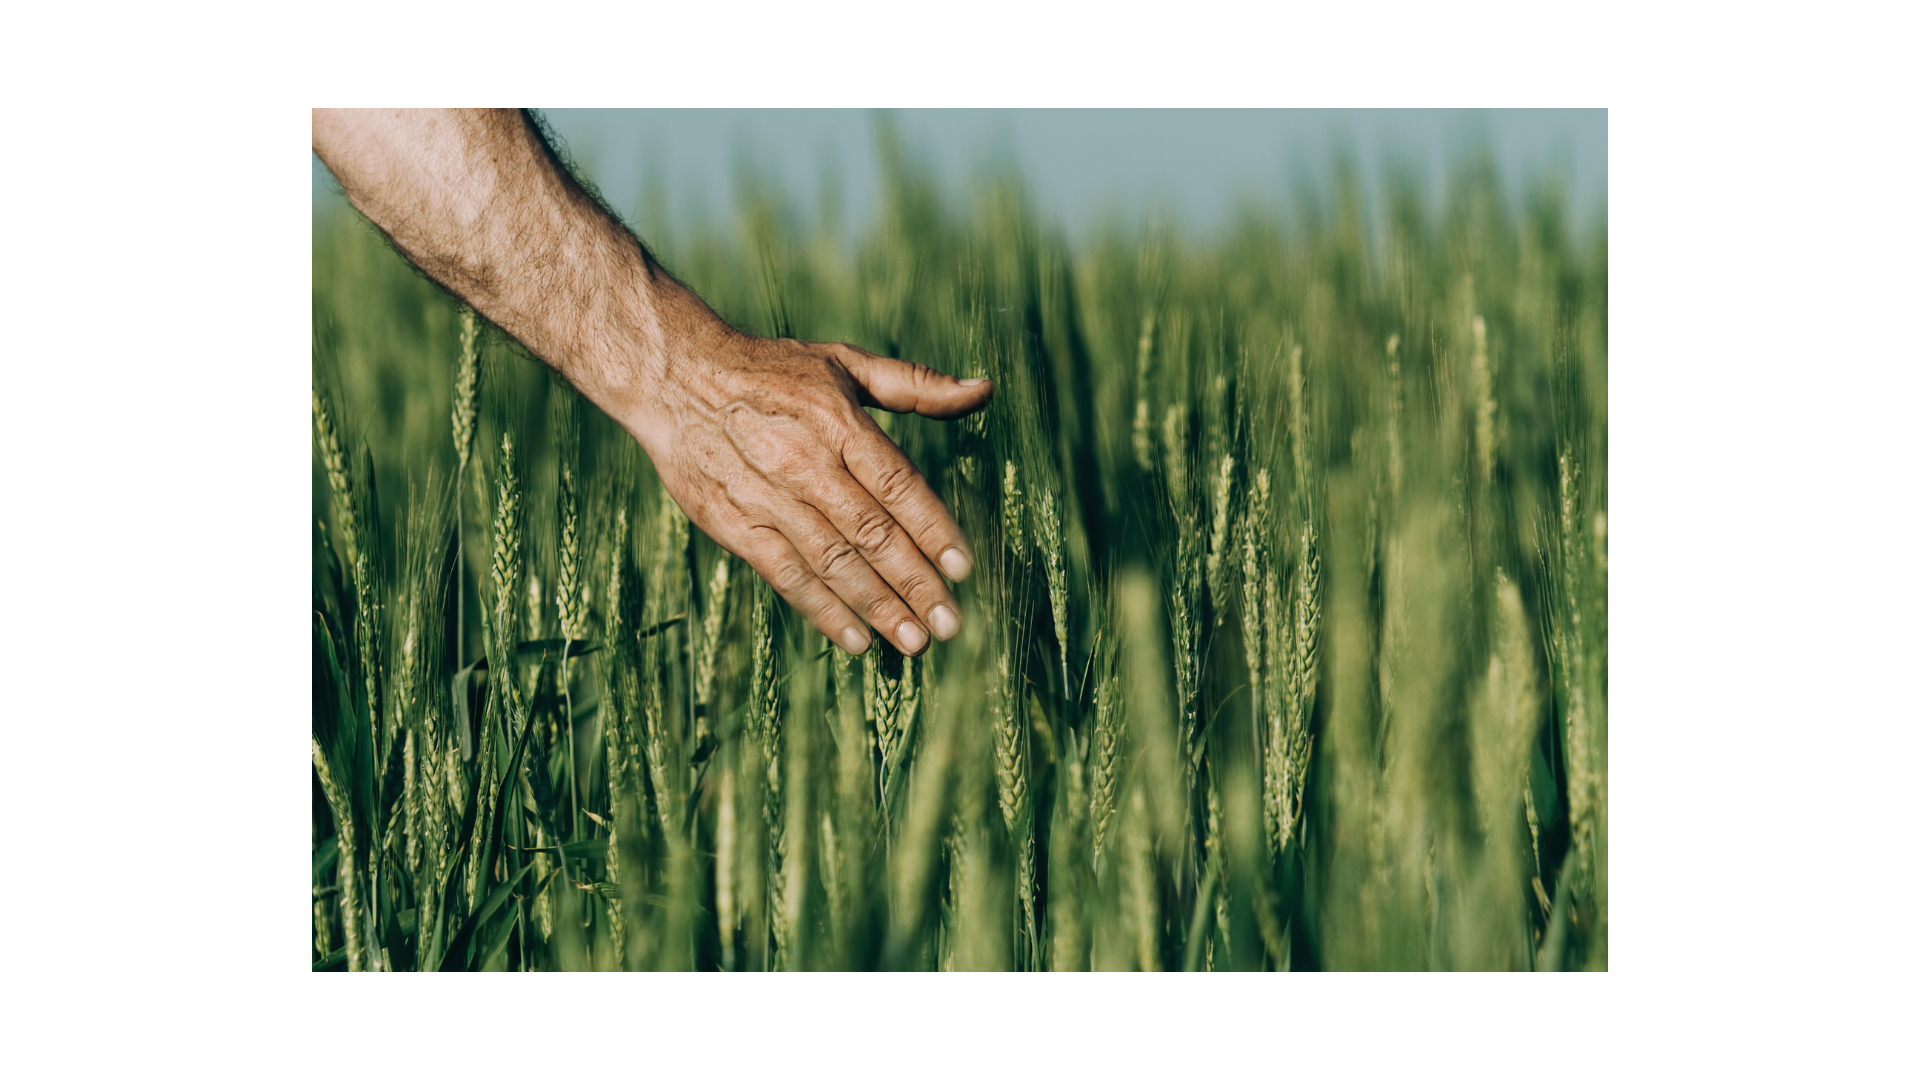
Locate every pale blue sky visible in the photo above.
<box><xmin>313</xmin><ymin>109</ymin><xmax>1604</xmax><ymax>242</ymax></box>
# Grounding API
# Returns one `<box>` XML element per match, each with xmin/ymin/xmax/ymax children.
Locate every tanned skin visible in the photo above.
<box><xmin>314</xmin><ymin>109</ymin><xmax>993</xmax><ymax>657</ymax></box>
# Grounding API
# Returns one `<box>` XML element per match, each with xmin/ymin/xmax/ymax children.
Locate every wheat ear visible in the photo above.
<box><xmin>749</xmin><ymin>578</ymin><xmax>787</xmax><ymax>967</ymax></box>
<box><xmin>1036</xmin><ymin>485</ymin><xmax>1070</xmax><ymax>694</ymax></box>
<box><xmin>312</xmin><ymin>738</ymin><xmax>366</xmax><ymax>972</ymax></box>
<box><xmin>450</xmin><ymin>308</ymin><xmax>479</xmax><ymax>664</ymax></box>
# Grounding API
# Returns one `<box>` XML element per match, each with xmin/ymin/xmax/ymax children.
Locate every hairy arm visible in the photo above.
<box><xmin>313</xmin><ymin>109</ymin><xmax>991</xmax><ymax>656</ymax></box>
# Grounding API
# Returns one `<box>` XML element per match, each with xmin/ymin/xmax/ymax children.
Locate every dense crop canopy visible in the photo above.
<box><xmin>312</xmin><ymin>149</ymin><xmax>1606</xmax><ymax>971</ymax></box>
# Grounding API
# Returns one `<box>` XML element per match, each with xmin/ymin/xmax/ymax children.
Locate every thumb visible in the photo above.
<box><xmin>834</xmin><ymin>344</ymin><xmax>994</xmax><ymax>419</ymax></box>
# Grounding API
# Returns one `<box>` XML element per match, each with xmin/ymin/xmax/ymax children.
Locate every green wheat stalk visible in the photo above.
<box><xmin>467</xmin><ymin>431</ymin><xmax>524</xmax><ymax>915</ymax></box>
<box><xmin>1471</xmin><ymin>315</ymin><xmax>1498</xmax><ymax>490</ymax></box>
<box><xmin>312</xmin><ymin>737</ymin><xmax>366</xmax><ymax>972</ymax></box>
<box><xmin>693</xmin><ymin>552</ymin><xmax>734</xmax><ymax>747</ymax></box>
<box><xmin>1089</xmin><ymin>662</ymin><xmax>1124</xmax><ymax>871</ymax></box>
<box><xmin>451</xmin><ymin>308</ymin><xmax>479</xmax><ymax>665</ymax></box>
<box><xmin>1269</xmin><ymin>517</ymin><xmax>1320</xmax><ymax>856</ymax></box>
<box><xmin>749</xmin><ymin>577</ymin><xmax>787</xmax><ymax>967</ymax></box>
<box><xmin>312</xmin><ymin>386</ymin><xmax>360</xmax><ymax>575</ymax></box>
<box><xmin>1207</xmin><ymin>452</ymin><xmax>1235</xmax><ymax>623</ymax></box>
<box><xmin>1000</xmin><ymin>460</ymin><xmax>1026</xmax><ymax>563</ymax></box>
<box><xmin>556</xmin><ymin>457</ymin><xmax>584</xmax><ymax>827</ymax></box>
<box><xmin>1162</xmin><ymin>400</ymin><xmax>1205</xmax><ymax>837</ymax></box>
<box><xmin>1035</xmin><ymin>485</ymin><xmax>1070</xmax><ymax>695</ymax></box>
<box><xmin>1241</xmin><ymin>467</ymin><xmax>1273</xmax><ymax>835</ymax></box>
<box><xmin>1473</xmin><ymin>569</ymin><xmax>1542</xmax><ymax>838</ymax></box>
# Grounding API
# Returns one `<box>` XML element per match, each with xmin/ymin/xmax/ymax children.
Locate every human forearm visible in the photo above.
<box><xmin>311</xmin><ymin>108</ymin><xmax>706</xmax><ymax>415</ymax></box>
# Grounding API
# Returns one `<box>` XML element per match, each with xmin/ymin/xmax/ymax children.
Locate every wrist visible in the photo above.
<box><xmin>571</xmin><ymin>257</ymin><xmax>730</xmax><ymax>453</ymax></box>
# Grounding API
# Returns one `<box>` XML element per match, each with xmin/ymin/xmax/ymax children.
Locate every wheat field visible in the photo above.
<box><xmin>311</xmin><ymin>135</ymin><xmax>1606</xmax><ymax>972</ymax></box>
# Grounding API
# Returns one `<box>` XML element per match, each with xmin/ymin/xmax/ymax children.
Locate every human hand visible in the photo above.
<box><xmin>610</xmin><ymin>307</ymin><xmax>993</xmax><ymax>657</ymax></box>
<box><xmin>309</xmin><ymin>108</ymin><xmax>989</xmax><ymax>655</ymax></box>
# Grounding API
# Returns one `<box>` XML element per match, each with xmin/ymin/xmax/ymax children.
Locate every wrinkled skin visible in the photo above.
<box><xmin>614</xmin><ymin>322</ymin><xmax>993</xmax><ymax>656</ymax></box>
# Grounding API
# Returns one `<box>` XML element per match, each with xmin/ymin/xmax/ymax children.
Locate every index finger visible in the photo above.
<box><xmin>840</xmin><ymin>417</ymin><xmax>976</xmax><ymax>583</ymax></box>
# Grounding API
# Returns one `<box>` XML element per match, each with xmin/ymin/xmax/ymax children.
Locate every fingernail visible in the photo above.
<box><xmin>929</xmin><ymin>604</ymin><xmax>961</xmax><ymax>641</ymax></box>
<box><xmin>840</xmin><ymin>625</ymin><xmax>872</xmax><ymax>655</ymax></box>
<box><xmin>896</xmin><ymin>621</ymin><xmax>928</xmax><ymax>654</ymax></box>
<box><xmin>939</xmin><ymin>547</ymin><xmax>974</xmax><ymax>581</ymax></box>
<box><xmin>959</xmin><ymin>377</ymin><xmax>991</xmax><ymax>387</ymax></box>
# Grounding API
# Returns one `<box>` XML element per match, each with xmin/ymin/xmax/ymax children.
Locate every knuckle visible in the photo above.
<box><xmin>847</xmin><ymin>505</ymin><xmax>899</xmax><ymax>555</ymax></box>
<box><xmin>871</xmin><ymin>459</ymin><xmax>922</xmax><ymax>508</ymax></box>
<box><xmin>815</xmin><ymin>537</ymin><xmax>863</xmax><ymax>582</ymax></box>
<box><xmin>764</xmin><ymin>555</ymin><xmax>813</xmax><ymax>596</ymax></box>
